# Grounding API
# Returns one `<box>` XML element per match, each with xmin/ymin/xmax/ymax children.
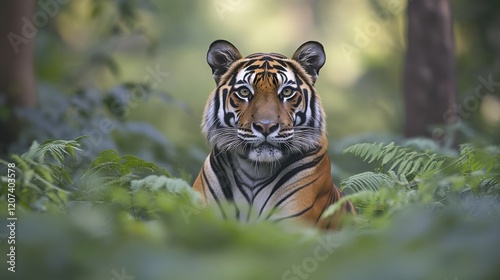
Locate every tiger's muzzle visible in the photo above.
<box><xmin>238</xmin><ymin>119</ymin><xmax>293</xmax><ymax>163</ymax></box>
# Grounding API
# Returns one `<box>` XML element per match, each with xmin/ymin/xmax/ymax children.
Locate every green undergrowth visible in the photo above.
<box><xmin>1</xmin><ymin>137</ymin><xmax>499</xmax><ymax>280</ymax></box>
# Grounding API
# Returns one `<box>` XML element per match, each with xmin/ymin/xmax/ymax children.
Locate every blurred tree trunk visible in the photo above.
<box><xmin>404</xmin><ymin>0</ymin><xmax>456</xmax><ymax>138</ymax></box>
<box><xmin>0</xmin><ymin>0</ymin><xmax>37</xmax><ymax>153</ymax></box>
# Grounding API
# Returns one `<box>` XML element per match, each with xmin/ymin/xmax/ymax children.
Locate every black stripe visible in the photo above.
<box><xmin>233</xmin><ymin>179</ymin><xmax>251</xmax><ymax>204</ymax></box>
<box><xmin>301</xmin><ymin>88</ymin><xmax>310</xmax><ymax>126</ymax></box>
<box><xmin>325</xmin><ymin>213</ymin><xmax>333</xmax><ymax>229</ymax></box>
<box><xmin>272</xmin><ymin>203</ymin><xmax>314</xmax><ymax>222</ymax></box>
<box><xmin>276</xmin><ymin>60</ymin><xmax>287</xmax><ymax>67</ymax></box>
<box><xmin>271</xmin><ymin>73</ymin><xmax>280</xmax><ymax>87</ymax></box>
<box><xmin>315</xmin><ymin>191</ymin><xmax>334</xmax><ymax>225</ymax></box>
<box><xmin>221</xmin><ymin>87</ymin><xmax>232</xmax><ymax>127</ymax></box>
<box><xmin>210</xmin><ymin>152</ymin><xmax>244</xmax><ymax>220</ymax></box>
<box><xmin>245</xmin><ymin>64</ymin><xmax>261</xmax><ymax>71</ymax></box>
<box><xmin>210</xmin><ymin>153</ymin><xmax>233</xmax><ymax>201</ymax></box>
<box><xmin>295</xmin><ymin>74</ymin><xmax>304</xmax><ymax>86</ymax></box>
<box><xmin>306</xmin><ymin>88</ymin><xmax>318</xmax><ymax>127</ymax></box>
<box><xmin>228</xmin><ymin>75</ymin><xmax>238</xmax><ymax>86</ymax></box>
<box><xmin>295</xmin><ymin>111</ymin><xmax>307</xmax><ymax>126</ymax></box>
<box><xmin>229</xmin><ymin>96</ymin><xmax>239</xmax><ymax>108</ymax></box>
<box><xmin>221</xmin><ymin>87</ymin><xmax>228</xmax><ymax>100</ymax></box>
<box><xmin>278</xmin><ymin>72</ymin><xmax>288</xmax><ymax>84</ymax></box>
<box><xmin>220</xmin><ymin>61</ymin><xmax>245</xmax><ymax>85</ymax></box>
<box><xmin>286</xmin><ymin>62</ymin><xmax>310</xmax><ymax>86</ymax></box>
<box><xmin>324</xmin><ymin>191</ymin><xmax>338</xmax><ymax>229</ymax></box>
<box><xmin>258</xmin><ymin>151</ymin><xmax>326</xmax><ymax>216</ymax></box>
<box><xmin>253</xmin><ymin>147</ymin><xmax>320</xmax><ymax>197</ymax></box>
<box><xmin>344</xmin><ymin>201</ymin><xmax>353</xmax><ymax>213</ymax></box>
<box><xmin>230</xmin><ymin>155</ymin><xmax>251</xmax><ymax>204</ymax></box>
<box><xmin>243</xmin><ymin>71</ymin><xmax>253</xmax><ymax>82</ymax></box>
<box><xmin>274</xmin><ymin>175</ymin><xmax>318</xmax><ymax>208</ymax></box>
<box><xmin>294</xmin><ymin>95</ymin><xmax>303</xmax><ymax>108</ymax></box>
<box><xmin>246</xmin><ymin>53</ymin><xmax>287</xmax><ymax>59</ymax></box>
<box><xmin>243</xmin><ymin>59</ymin><xmax>257</xmax><ymax>67</ymax></box>
<box><xmin>265</xmin><ymin>176</ymin><xmax>319</xmax><ymax>219</ymax></box>
<box><xmin>212</xmin><ymin>89</ymin><xmax>223</xmax><ymax>128</ymax></box>
<box><xmin>273</xmin><ymin>65</ymin><xmax>287</xmax><ymax>72</ymax></box>
<box><xmin>202</xmin><ymin>169</ymin><xmax>227</xmax><ymax>219</ymax></box>
<box><xmin>223</xmin><ymin>112</ymin><xmax>235</xmax><ymax>127</ymax></box>
<box><xmin>238</xmin><ymin>164</ymin><xmax>255</xmax><ymax>182</ymax></box>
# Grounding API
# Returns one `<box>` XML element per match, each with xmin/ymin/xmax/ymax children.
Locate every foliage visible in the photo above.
<box><xmin>10</xmin><ymin>79</ymin><xmax>193</xmax><ymax>178</ymax></box>
<box><xmin>0</xmin><ymin>137</ymin><xmax>83</xmax><ymax>212</ymax></box>
<box><xmin>76</xmin><ymin>149</ymin><xmax>200</xmax><ymax>221</ymax></box>
<box><xmin>324</xmin><ymin>141</ymin><xmax>500</xmax><ymax>230</ymax></box>
<box><xmin>1</xmin><ymin>137</ymin><xmax>500</xmax><ymax>280</ymax></box>
<box><xmin>343</xmin><ymin>141</ymin><xmax>447</xmax><ymax>178</ymax></box>
<box><xmin>4</xmin><ymin>0</ymin><xmax>200</xmax><ymax>179</ymax></box>
<box><xmin>1</xmin><ymin>0</ymin><xmax>500</xmax><ymax>278</ymax></box>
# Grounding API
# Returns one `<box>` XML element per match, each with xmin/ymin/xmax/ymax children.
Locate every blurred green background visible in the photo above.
<box><xmin>1</xmin><ymin>1</ymin><xmax>500</xmax><ymax>280</ymax></box>
<box><xmin>6</xmin><ymin>0</ymin><xmax>496</xmax><ymax>180</ymax></box>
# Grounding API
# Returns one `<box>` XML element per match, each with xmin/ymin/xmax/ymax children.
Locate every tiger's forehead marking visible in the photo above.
<box><xmin>246</xmin><ymin>52</ymin><xmax>288</xmax><ymax>59</ymax></box>
<box><xmin>234</xmin><ymin>53</ymin><xmax>297</xmax><ymax>89</ymax></box>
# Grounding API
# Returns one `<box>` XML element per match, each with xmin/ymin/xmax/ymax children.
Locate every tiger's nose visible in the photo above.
<box><xmin>252</xmin><ymin>120</ymin><xmax>279</xmax><ymax>137</ymax></box>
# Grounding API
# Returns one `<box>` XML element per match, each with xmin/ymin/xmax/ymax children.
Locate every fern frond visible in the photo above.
<box><xmin>0</xmin><ymin>137</ymin><xmax>85</xmax><ymax>212</ymax></box>
<box><xmin>340</xmin><ymin>172</ymin><xmax>393</xmax><ymax>192</ymax></box>
<box><xmin>322</xmin><ymin>186</ymin><xmax>419</xmax><ymax>221</ymax></box>
<box><xmin>479</xmin><ymin>178</ymin><xmax>500</xmax><ymax>195</ymax></box>
<box><xmin>344</xmin><ymin>142</ymin><xmax>446</xmax><ymax>178</ymax></box>
<box><xmin>344</xmin><ymin>142</ymin><xmax>386</xmax><ymax>163</ymax></box>
<box><xmin>453</xmin><ymin>144</ymin><xmax>500</xmax><ymax>173</ymax></box>
<box><xmin>322</xmin><ymin>190</ymin><xmax>375</xmax><ymax>219</ymax></box>
<box><xmin>22</xmin><ymin>138</ymin><xmax>83</xmax><ymax>165</ymax></box>
<box><xmin>82</xmin><ymin>149</ymin><xmax>170</xmax><ymax>186</ymax></box>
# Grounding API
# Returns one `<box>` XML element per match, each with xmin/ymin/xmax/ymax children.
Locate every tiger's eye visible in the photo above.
<box><xmin>281</xmin><ymin>87</ymin><xmax>294</xmax><ymax>97</ymax></box>
<box><xmin>238</xmin><ymin>87</ymin><xmax>251</xmax><ymax>97</ymax></box>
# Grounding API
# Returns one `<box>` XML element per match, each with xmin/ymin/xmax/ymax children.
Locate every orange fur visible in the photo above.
<box><xmin>193</xmin><ymin>40</ymin><xmax>355</xmax><ymax>229</ymax></box>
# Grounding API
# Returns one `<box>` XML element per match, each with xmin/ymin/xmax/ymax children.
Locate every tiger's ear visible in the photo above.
<box><xmin>207</xmin><ymin>40</ymin><xmax>242</xmax><ymax>84</ymax></box>
<box><xmin>291</xmin><ymin>41</ymin><xmax>326</xmax><ymax>84</ymax></box>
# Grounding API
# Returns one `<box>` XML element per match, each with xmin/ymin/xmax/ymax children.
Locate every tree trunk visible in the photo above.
<box><xmin>403</xmin><ymin>0</ymin><xmax>456</xmax><ymax>139</ymax></box>
<box><xmin>0</xmin><ymin>0</ymin><xmax>37</xmax><ymax>153</ymax></box>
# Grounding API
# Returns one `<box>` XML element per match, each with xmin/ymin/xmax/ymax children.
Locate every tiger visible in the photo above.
<box><xmin>192</xmin><ymin>40</ymin><xmax>355</xmax><ymax>229</ymax></box>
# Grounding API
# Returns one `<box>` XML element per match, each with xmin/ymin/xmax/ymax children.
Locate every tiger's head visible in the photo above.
<box><xmin>202</xmin><ymin>40</ymin><xmax>327</xmax><ymax>163</ymax></box>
